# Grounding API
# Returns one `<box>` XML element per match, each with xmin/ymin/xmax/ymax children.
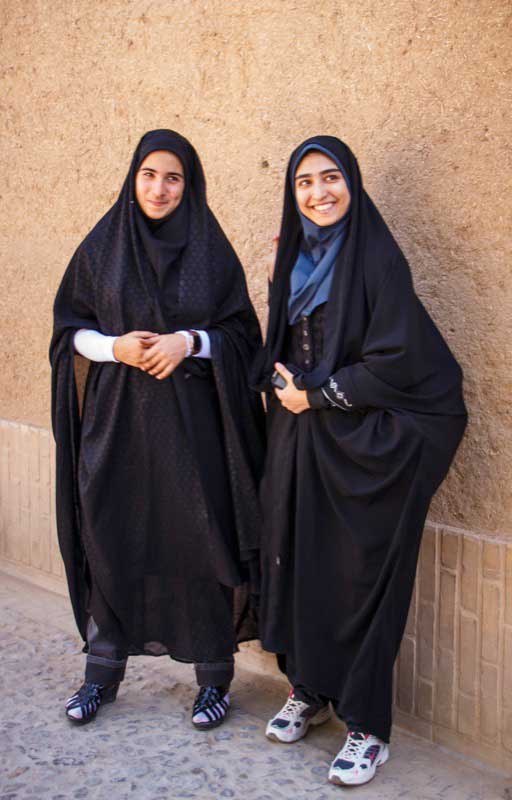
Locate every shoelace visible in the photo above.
<box><xmin>276</xmin><ymin>697</ymin><xmax>308</xmax><ymax>720</ymax></box>
<box><xmin>73</xmin><ymin>682</ymin><xmax>102</xmax><ymax>702</ymax></box>
<box><xmin>340</xmin><ymin>732</ymin><xmax>369</xmax><ymax>759</ymax></box>
<box><xmin>194</xmin><ymin>686</ymin><xmax>225</xmax><ymax>711</ymax></box>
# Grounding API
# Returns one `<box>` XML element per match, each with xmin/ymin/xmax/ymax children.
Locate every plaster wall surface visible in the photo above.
<box><xmin>0</xmin><ymin>0</ymin><xmax>511</xmax><ymax>770</ymax></box>
<box><xmin>1</xmin><ymin>0</ymin><xmax>510</xmax><ymax>537</ymax></box>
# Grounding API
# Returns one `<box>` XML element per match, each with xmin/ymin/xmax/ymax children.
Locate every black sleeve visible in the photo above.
<box><xmin>318</xmin><ymin>376</ymin><xmax>353</xmax><ymax>410</ymax></box>
<box><xmin>306</xmin><ymin>386</ymin><xmax>332</xmax><ymax>409</ymax></box>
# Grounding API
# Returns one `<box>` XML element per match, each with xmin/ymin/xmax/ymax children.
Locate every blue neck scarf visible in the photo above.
<box><xmin>288</xmin><ymin>144</ymin><xmax>351</xmax><ymax>324</ymax></box>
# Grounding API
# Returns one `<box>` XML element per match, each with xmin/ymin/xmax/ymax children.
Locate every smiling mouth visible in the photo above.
<box><xmin>311</xmin><ymin>202</ymin><xmax>336</xmax><ymax>212</ymax></box>
<box><xmin>148</xmin><ymin>200</ymin><xmax>168</xmax><ymax>207</ymax></box>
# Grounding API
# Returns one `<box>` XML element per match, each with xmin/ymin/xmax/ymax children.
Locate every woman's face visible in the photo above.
<box><xmin>294</xmin><ymin>151</ymin><xmax>350</xmax><ymax>227</ymax></box>
<box><xmin>135</xmin><ymin>150</ymin><xmax>185</xmax><ymax>219</ymax></box>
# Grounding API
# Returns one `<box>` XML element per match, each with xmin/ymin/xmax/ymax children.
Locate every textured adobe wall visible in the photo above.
<box><xmin>0</xmin><ymin>1</ymin><xmax>510</xmax><ymax>537</ymax></box>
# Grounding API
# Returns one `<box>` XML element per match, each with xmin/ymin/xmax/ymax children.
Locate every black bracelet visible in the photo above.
<box><xmin>187</xmin><ymin>329</ymin><xmax>202</xmax><ymax>356</ymax></box>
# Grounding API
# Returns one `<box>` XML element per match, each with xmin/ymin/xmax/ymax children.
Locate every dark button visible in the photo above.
<box><xmin>303</xmin><ymin>343</ymin><xmax>310</xmax><ymax>351</ymax></box>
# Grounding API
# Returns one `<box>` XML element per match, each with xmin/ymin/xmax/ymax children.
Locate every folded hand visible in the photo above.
<box><xmin>141</xmin><ymin>333</ymin><xmax>188</xmax><ymax>380</ymax></box>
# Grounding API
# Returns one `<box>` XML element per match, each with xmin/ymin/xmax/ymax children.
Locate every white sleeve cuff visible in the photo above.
<box><xmin>73</xmin><ymin>329</ymin><xmax>119</xmax><ymax>362</ymax></box>
<box><xmin>195</xmin><ymin>330</ymin><xmax>211</xmax><ymax>358</ymax></box>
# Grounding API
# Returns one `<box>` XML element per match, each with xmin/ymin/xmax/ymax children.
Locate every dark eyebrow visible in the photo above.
<box><xmin>295</xmin><ymin>168</ymin><xmax>342</xmax><ymax>181</ymax></box>
<box><xmin>139</xmin><ymin>167</ymin><xmax>184</xmax><ymax>178</ymax></box>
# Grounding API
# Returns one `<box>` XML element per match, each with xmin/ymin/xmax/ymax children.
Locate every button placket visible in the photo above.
<box><xmin>300</xmin><ymin>316</ymin><xmax>311</xmax><ymax>366</ymax></box>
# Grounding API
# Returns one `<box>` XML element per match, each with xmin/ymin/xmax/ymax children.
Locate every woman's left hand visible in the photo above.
<box><xmin>141</xmin><ymin>333</ymin><xmax>188</xmax><ymax>379</ymax></box>
<box><xmin>274</xmin><ymin>363</ymin><xmax>311</xmax><ymax>414</ymax></box>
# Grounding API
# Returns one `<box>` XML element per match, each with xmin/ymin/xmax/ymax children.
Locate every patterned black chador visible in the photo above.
<box><xmin>252</xmin><ymin>136</ymin><xmax>467</xmax><ymax>786</ymax></box>
<box><xmin>50</xmin><ymin>130</ymin><xmax>265</xmax><ymax>727</ymax></box>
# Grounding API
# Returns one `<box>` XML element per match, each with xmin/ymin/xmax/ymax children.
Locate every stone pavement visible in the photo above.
<box><xmin>0</xmin><ymin>573</ymin><xmax>509</xmax><ymax>800</ymax></box>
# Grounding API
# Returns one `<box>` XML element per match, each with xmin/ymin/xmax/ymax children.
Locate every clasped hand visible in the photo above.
<box><xmin>113</xmin><ymin>331</ymin><xmax>187</xmax><ymax>380</ymax></box>
<box><xmin>274</xmin><ymin>362</ymin><xmax>311</xmax><ymax>414</ymax></box>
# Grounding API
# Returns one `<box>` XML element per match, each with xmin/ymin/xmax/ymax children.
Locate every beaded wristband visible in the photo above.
<box><xmin>176</xmin><ymin>330</ymin><xmax>194</xmax><ymax>358</ymax></box>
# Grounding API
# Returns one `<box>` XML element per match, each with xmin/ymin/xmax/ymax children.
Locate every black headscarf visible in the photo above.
<box><xmin>287</xmin><ymin>142</ymin><xmax>351</xmax><ymax>323</ymax></box>
<box><xmin>288</xmin><ymin>141</ymin><xmax>352</xmax><ymax>264</ymax></box>
<box><xmin>50</xmin><ymin>130</ymin><xmax>265</xmax><ymax>642</ymax></box>
<box><xmin>133</xmin><ymin>131</ymin><xmax>190</xmax><ymax>291</ymax></box>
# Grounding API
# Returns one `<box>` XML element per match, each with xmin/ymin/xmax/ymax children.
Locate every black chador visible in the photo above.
<box><xmin>50</xmin><ymin>131</ymin><xmax>265</xmax><ymax>723</ymax></box>
<box><xmin>252</xmin><ymin>136</ymin><xmax>467</xmax><ymax>744</ymax></box>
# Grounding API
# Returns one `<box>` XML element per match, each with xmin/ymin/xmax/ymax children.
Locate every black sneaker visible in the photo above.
<box><xmin>192</xmin><ymin>685</ymin><xmax>230</xmax><ymax>730</ymax></box>
<box><xmin>65</xmin><ymin>681</ymin><xmax>119</xmax><ymax>725</ymax></box>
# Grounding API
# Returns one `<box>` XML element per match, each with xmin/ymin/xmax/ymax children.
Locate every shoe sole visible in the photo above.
<box><xmin>328</xmin><ymin>746</ymin><xmax>389</xmax><ymax>786</ymax></box>
<box><xmin>65</xmin><ymin>687</ymin><xmax>118</xmax><ymax>726</ymax></box>
<box><xmin>192</xmin><ymin>716</ymin><xmax>226</xmax><ymax>731</ymax></box>
<box><xmin>192</xmin><ymin>710</ymin><xmax>229</xmax><ymax>731</ymax></box>
<box><xmin>266</xmin><ymin>705</ymin><xmax>332</xmax><ymax>743</ymax></box>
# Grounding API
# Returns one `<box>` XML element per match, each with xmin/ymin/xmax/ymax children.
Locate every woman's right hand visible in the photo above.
<box><xmin>113</xmin><ymin>331</ymin><xmax>157</xmax><ymax>368</ymax></box>
<box><xmin>266</xmin><ymin>235</ymin><xmax>280</xmax><ymax>283</ymax></box>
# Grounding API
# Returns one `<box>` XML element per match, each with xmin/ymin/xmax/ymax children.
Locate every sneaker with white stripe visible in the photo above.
<box><xmin>192</xmin><ymin>685</ymin><xmax>230</xmax><ymax>730</ymax></box>
<box><xmin>266</xmin><ymin>690</ymin><xmax>331</xmax><ymax>743</ymax></box>
<box><xmin>65</xmin><ymin>681</ymin><xmax>119</xmax><ymax>725</ymax></box>
<box><xmin>328</xmin><ymin>731</ymin><xmax>389</xmax><ymax>786</ymax></box>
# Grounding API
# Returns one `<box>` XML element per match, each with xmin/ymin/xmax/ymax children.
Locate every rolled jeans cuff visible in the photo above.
<box><xmin>85</xmin><ymin>654</ymin><xmax>127</xmax><ymax>686</ymax></box>
<box><xmin>194</xmin><ymin>659</ymin><xmax>234</xmax><ymax>688</ymax></box>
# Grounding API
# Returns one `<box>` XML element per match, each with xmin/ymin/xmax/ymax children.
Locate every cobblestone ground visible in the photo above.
<box><xmin>0</xmin><ymin>574</ymin><xmax>509</xmax><ymax>800</ymax></box>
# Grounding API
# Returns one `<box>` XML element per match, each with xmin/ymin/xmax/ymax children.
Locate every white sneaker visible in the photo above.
<box><xmin>266</xmin><ymin>691</ymin><xmax>331</xmax><ymax>743</ymax></box>
<box><xmin>328</xmin><ymin>731</ymin><xmax>389</xmax><ymax>786</ymax></box>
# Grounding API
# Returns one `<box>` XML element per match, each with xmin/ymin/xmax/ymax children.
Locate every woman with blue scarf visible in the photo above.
<box><xmin>252</xmin><ymin>136</ymin><xmax>466</xmax><ymax>787</ymax></box>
